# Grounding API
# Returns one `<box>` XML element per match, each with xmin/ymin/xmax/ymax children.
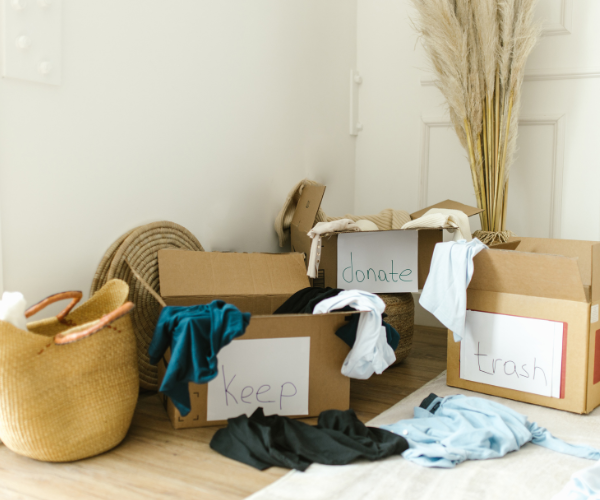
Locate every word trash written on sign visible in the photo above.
<box><xmin>337</xmin><ymin>230</ymin><xmax>419</xmax><ymax>293</ymax></box>
<box><xmin>460</xmin><ymin>310</ymin><xmax>565</xmax><ymax>399</ymax></box>
<box><xmin>206</xmin><ymin>337</ymin><xmax>310</xmax><ymax>421</ymax></box>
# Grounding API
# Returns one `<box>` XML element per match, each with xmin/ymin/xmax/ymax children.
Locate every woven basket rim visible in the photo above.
<box><xmin>90</xmin><ymin>221</ymin><xmax>203</xmax><ymax>390</ymax></box>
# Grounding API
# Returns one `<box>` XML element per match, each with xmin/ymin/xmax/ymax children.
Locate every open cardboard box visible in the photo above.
<box><xmin>447</xmin><ymin>237</ymin><xmax>600</xmax><ymax>414</ymax></box>
<box><xmin>290</xmin><ymin>183</ymin><xmax>482</xmax><ymax>291</ymax></box>
<box><xmin>155</xmin><ymin>249</ymin><xmax>354</xmax><ymax>429</ymax></box>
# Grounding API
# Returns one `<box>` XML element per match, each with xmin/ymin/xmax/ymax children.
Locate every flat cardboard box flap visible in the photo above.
<box><xmin>291</xmin><ymin>184</ymin><xmax>326</xmax><ymax>233</ymax></box>
<box><xmin>470</xmin><ymin>248</ymin><xmax>587</xmax><ymax>302</ymax></box>
<box><xmin>159</xmin><ymin>249</ymin><xmax>310</xmax><ymax>301</ymax></box>
<box><xmin>508</xmin><ymin>237</ymin><xmax>600</xmax><ymax>295</ymax></box>
<box><xmin>410</xmin><ymin>200</ymin><xmax>483</xmax><ymax>220</ymax></box>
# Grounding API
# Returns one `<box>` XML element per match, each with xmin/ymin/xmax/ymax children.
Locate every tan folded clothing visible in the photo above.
<box><xmin>274</xmin><ymin>179</ymin><xmax>410</xmax><ymax>247</ymax></box>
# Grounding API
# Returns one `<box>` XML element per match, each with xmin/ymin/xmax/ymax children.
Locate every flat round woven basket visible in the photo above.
<box><xmin>90</xmin><ymin>221</ymin><xmax>204</xmax><ymax>390</ymax></box>
<box><xmin>377</xmin><ymin>293</ymin><xmax>414</xmax><ymax>366</ymax></box>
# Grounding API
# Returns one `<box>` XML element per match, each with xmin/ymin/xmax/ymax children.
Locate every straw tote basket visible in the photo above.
<box><xmin>378</xmin><ymin>293</ymin><xmax>414</xmax><ymax>366</ymax></box>
<box><xmin>0</xmin><ymin>279</ymin><xmax>139</xmax><ymax>462</ymax></box>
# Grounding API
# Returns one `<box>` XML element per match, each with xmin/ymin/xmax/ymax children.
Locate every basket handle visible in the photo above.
<box><xmin>54</xmin><ymin>302</ymin><xmax>135</xmax><ymax>345</ymax></box>
<box><xmin>25</xmin><ymin>291</ymin><xmax>83</xmax><ymax>321</ymax></box>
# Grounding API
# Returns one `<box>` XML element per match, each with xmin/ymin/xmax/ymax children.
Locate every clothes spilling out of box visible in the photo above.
<box><xmin>420</xmin><ymin>235</ymin><xmax>600</xmax><ymax>415</ymax></box>
<box><xmin>147</xmin><ymin>247</ymin><xmax>600</xmax><ymax>474</ymax></box>
<box><xmin>151</xmin><ymin>249</ymin><xmax>409</xmax><ymax>428</ymax></box>
<box><xmin>142</xmin><ymin>181</ymin><xmax>600</xmax><ymax>476</ymax></box>
<box><xmin>277</xmin><ymin>181</ymin><xmax>482</xmax><ymax>292</ymax></box>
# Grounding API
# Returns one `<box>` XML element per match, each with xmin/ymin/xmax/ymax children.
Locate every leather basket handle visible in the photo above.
<box><xmin>54</xmin><ymin>302</ymin><xmax>135</xmax><ymax>345</ymax></box>
<box><xmin>25</xmin><ymin>291</ymin><xmax>83</xmax><ymax>321</ymax></box>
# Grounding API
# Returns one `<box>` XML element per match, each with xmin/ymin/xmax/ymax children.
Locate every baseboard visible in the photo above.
<box><xmin>412</xmin><ymin>291</ymin><xmax>443</xmax><ymax>328</ymax></box>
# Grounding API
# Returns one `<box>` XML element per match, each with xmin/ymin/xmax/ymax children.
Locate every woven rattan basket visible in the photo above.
<box><xmin>378</xmin><ymin>292</ymin><xmax>414</xmax><ymax>366</ymax></box>
<box><xmin>0</xmin><ymin>280</ymin><xmax>139</xmax><ymax>462</ymax></box>
<box><xmin>90</xmin><ymin>221</ymin><xmax>204</xmax><ymax>390</ymax></box>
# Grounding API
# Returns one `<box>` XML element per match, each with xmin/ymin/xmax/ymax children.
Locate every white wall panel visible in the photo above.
<box><xmin>506</xmin><ymin>124</ymin><xmax>556</xmax><ymax>238</ymax></box>
<box><xmin>422</xmin><ymin>124</ymin><xmax>481</xmax><ymax>232</ymax></box>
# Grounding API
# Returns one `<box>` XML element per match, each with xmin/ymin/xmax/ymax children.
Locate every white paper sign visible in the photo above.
<box><xmin>206</xmin><ymin>337</ymin><xmax>310</xmax><ymax>421</ymax></box>
<box><xmin>337</xmin><ymin>230</ymin><xmax>418</xmax><ymax>293</ymax></box>
<box><xmin>460</xmin><ymin>310</ymin><xmax>565</xmax><ymax>398</ymax></box>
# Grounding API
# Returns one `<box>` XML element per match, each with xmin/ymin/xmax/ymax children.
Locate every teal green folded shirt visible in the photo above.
<box><xmin>382</xmin><ymin>394</ymin><xmax>600</xmax><ymax>468</ymax></box>
<box><xmin>148</xmin><ymin>301</ymin><xmax>251</xmax><ymax>416</ymax></box>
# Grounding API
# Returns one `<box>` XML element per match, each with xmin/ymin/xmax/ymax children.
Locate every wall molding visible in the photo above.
<box><xmin>421</xmin><ymin>67</ymin><xmax>600</xmax><ymax>86</ymax></box>
<box><xmin>418</xmin><ymin>113</ymin><xmax>565</xmax><ymax>238</ymax></box>
<box><xmin>521</xmin><ymin>68</ymin><xmax>600</xmax><ymax>82</ymax></box>
<box><xmin>541</xmin><ymin>0</ymin><xmax>573</xmax><ymax>36</ymax></box>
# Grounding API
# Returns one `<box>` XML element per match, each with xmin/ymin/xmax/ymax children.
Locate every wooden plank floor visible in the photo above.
<box><xmin>0</xmin><ymin>326</ymin><xmax>447</xmax><ymax>500</ymax></box>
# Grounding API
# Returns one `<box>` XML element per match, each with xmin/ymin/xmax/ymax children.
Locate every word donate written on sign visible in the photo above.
<box><xmin>337</xmin><ymin>230</ymin><xmax>418</xmax><ymax>293</ymax></box>
<box><xmin>206</xmin><ymin>337</ymin><xmax>310</xmax><ymax>421</ymax></box>
<box><xmin>460</xmin><ymin>310</ymin><xmax>565</xmax><ymax>398</ymax></box>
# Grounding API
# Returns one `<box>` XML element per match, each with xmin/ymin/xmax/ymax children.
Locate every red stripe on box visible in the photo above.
<box><xmin>560</xmin><ymin>323</ymin><xmax>568</xmax><ymax>399</ymax></box>
<box><xmin>594</xmin><ymin>330</ymin><xmax>600</xmax><ymax>385</ymax></box>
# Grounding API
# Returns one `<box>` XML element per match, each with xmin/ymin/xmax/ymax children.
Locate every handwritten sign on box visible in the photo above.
<box><xmin>206</xmin><ymin>337</ymin><xmax>310</xmax><ymax>421</ymax></box>
<box><xmin>337</xmin><ymin>230</ymin><xmax>419</xmax><ymax>293</ymax></box>
<box><xmin>460</xmin><ymin>310</ymin><xmax>565</xmax><ymax>398</ymax></box>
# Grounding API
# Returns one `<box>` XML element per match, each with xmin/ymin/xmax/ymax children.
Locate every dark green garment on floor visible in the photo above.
<box><xmin>210</xmin><ymin>407</ymin><xmax>409</xmax><ymax>471</ymax></box>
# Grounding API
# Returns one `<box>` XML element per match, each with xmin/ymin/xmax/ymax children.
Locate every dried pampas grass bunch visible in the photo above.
<box><xmin>412</xmin><ymin>0</ymin><xmax>540</xmax><ymax>244</ymax></box>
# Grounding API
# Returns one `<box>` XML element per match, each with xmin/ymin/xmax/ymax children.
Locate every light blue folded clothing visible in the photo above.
<box><xmin>382</xmin><ymin>394</ymin><xmax>600</xmax><ymax>468</ymax></box>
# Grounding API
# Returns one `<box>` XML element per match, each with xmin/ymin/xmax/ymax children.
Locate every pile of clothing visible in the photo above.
<box><xmin>210</xmin><ymin>393</ymin><xmax>600</xmax><ymax>473</ymax></box>
<box><xmin>304</xmin><ymin>207</ymin><xmax>473</xmax><ymax>281</ymax></box>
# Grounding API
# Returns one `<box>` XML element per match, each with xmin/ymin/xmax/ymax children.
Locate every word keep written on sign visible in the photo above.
<box><xmin>460</xmin><ymin>310</ymin><xmax>565</xmax><ymax>398</ymax></box>
<box><xmin>337</xmin><ymin>230</ymin><xmax>419</xmax><ymax>293</ymax></box>
<box><xmin>206</xmin><ymin>337</ymin><xmax>310</xmax><ymax>421</ymax></box>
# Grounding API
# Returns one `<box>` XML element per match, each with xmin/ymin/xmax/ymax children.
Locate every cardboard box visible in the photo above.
<box><xmin>447</xmin><ymin>237</ymin><xmax>600</xmax><ymax>414</ymax></box>
<box><xmin>156</xmin><ymin>249</ymin><xmax>354</xmax><ymax>428</ymax></box>
<box><xmin>289</xmin><ymin>183</ymin><xmax>482</xmax><ymax>290</ymax></box>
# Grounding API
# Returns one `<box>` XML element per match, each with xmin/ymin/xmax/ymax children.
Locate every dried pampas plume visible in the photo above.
<box><xmin>412</xmin><ymin>0</ymin><xmax>540</xmax><ymax>242</ymax></box>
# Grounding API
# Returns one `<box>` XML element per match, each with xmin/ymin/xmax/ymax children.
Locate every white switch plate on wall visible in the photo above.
<box><xmin>3</xmin><ymin>0</ymin><xmax>62</xmax><ymax>85</ymax></box>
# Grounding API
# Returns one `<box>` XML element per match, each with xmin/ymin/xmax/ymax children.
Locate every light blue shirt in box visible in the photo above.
<box><xmin>382</xmin><ymin>394</ymin><xmax>600</xmax><ymax>468</ymax></box>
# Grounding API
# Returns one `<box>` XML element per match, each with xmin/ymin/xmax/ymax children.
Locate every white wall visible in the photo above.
<box><xmin>0</xmin><ymin>0</ymin><xmax>357</xmax><ymax>306</ymax></box>
<box><xmin>2</xmin><ymin>0</ymin><xmax>597</xmax><ymax>321</ymax></box>
<box><xmin>356</xmin><ymin>0</ymin><xmax>600</xmax><ymax>325</ymax></box>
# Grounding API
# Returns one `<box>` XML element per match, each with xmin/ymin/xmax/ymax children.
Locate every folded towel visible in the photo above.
<box><xmin>401</xmin><ymin>208</ymin><xmax>472</xmax><ymax>241</ymax></box>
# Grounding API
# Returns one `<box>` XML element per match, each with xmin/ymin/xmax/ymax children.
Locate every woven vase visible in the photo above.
<box><xmin>0</xmin><ymin>280</ymin><xmax>138</xmax><ymax>462</ymax></box>
<box><xmin>378</xmin><ymin>293</ymin><xmax>414</xmax><ymax>366</ymax></box>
